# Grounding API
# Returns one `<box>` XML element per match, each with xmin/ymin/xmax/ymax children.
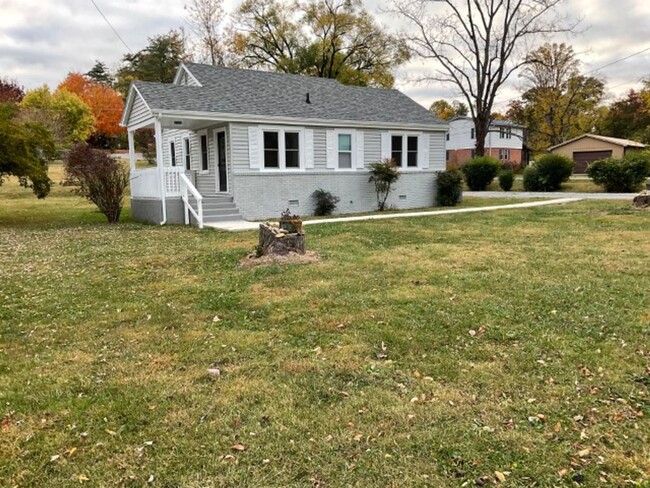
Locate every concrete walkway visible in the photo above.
<box><xmin>203</xmin><ymin>197</ymin><xmax>582</xmax><ymax>232</ymax></box>
<box><xmin>465</xmin><ymin>191</ymin><xmax>635</xmax><ymax>200</ymax></box>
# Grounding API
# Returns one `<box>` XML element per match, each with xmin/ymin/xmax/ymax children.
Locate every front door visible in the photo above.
<box><xmin>215</xmin><ymin>129</ymin><xmax>228</xmax><ymax>192</ymax></box>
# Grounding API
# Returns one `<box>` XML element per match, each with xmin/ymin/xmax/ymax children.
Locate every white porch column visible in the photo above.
<box><xmin>127</xmin><ymin>130</ymin><xmax>136</xmax><ymax>170</ymax></box>
<box><xmin>154</xmin><ymin>118</ymin><xmax>167</xmax><ymax>224</ymax></box>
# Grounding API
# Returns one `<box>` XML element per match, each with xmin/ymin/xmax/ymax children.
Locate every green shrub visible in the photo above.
<box><xmin>461</xmin><ymin>156</ymin><xmax>501</xmax><ymax>191</ymax></box>
<box><xmin>587</xmin><ymin>153</ymin><xmax>650</xmax><ymax>192</ymax></box>
<box><xmin>522</xmin><ymin>166</ymin><xmax>541</xmax><ymax>191</ymax></box>
<box><xmin>311</xmin><ymin>188</ymin><xmax>340</xmax><ymax>216</ymax></box>
<box><xmin>436</xmin><ymin>169</ymin><xmax>463</xmax><ymax>206</ymax></box>
<box><xmin>522</xmin><ymin>154</ymin><xmax>573</xmax><ymax>191</ymax></box>
<box><xmin>498</xmin><ymin>168</ymin><xmax>514</xmax><ymax>191</ymax></box>
<box><xmin>368</xmin><ymin>158</ymin><xmax>400</xmax><ymax>211</ymax></box>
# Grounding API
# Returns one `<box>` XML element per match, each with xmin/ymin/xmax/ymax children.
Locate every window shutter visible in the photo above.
<box><xmin>248</xmin><ymin>126</ymin><xmax>261</xmax><ymax>169</ymax></box>
<box><xmin>419</xmin><ymin>133</ymin><xmax>430</xmax><ymax>169</ymax></box>
<box><xmin>326</xmin><ymin>130</ymin><xmax>336</xmax><ymax>169</ymax></box>
<box><xmin>305</xmin><ymin>129</ymin><xmax>314</xmax><ymax>169</ymax></box>
<box><xmin>380</xmin><ymin>132</ymin><xmax>391</xmax><ymax>160</ymax></box>
<box><xmin>355</xmin><ymin>131</ymin><xmax>364</xmax><ymax>169</ymax></box>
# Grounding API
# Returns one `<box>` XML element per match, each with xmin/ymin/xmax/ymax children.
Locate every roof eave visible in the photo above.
<box><xmin>153</xmin><ymin>109</ymin><xmax>449</xmax><ymax>131</ymax></box>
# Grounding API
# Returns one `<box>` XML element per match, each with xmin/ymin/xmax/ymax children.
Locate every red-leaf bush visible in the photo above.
<box><xmin>64</xmin><ymin>143</ymin><xmax>129</xmax><ymax>223</ymax></box>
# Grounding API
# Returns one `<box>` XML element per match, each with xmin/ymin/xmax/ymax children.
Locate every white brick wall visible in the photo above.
<box><xmin>232</xmin><ymin>171</ymin><xmax>438</xmax><ymax>220</ymax></box>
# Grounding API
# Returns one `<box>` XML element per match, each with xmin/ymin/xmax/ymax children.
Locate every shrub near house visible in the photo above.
<box><xmin>587</xmin><ymin>152</ymin><xmax>650</xmax><ymax>193</ymax></box>
<box><xmin>523</xmin><ymin>154</ymin><xmax>574</xmax><ymax>191</ymax></box>
<box><xmin>461</xmin><ymin>156</ymin><xmax>501</xmax><ymax>191</ymax></box>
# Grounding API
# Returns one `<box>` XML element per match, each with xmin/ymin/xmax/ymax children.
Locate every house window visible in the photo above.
<box><xmin>470</xmin><ymin>128</ymin><xmax>475</xmax><ymax>139</ymax></box>
<box><xmin>262</xmin><ymin>128</ymin><xmax>303</xmax><ymax>170</ymax></box>
<box><xmin>446</xmin><ymin>132</ymin><xmax>450</xmax><ymax>141</ymax></box>
<box><xmin>391</xmin><ymin>134</ymin><xmax>420</xmax><ymax>168</ymax></box>
<box><xmin>499</xmin><ymin>127</ymin><xmax>512</xmax><ymax>139</ymax></box>
<box><xmin>170</xmin><ymin>141</ymin><xmax>176</xmax><ymax>167</ymax></box>
<box><xmin>200</xmin><ymin>134</ymin><xmax>208</xmax><ymax>171</ymax></box>
<box><xmin>263</xmin><ymin>131</ymin><xmax>280</xmax><ymax>168</ymax></box>
<box><xmin>285</xmin><ymin>132</ymin><xmax>300</xmax><ymax>168</ymax></box>
<box><xmin>407</xmin><ymin>136</ymin><xmax>418</xmax><ymax>167</ymax></box>
<box><xmin>471</xmin><ymin>149</ymin><xmax>476</xmax><ymax>159</ymax></box>
<box><xmin>391</xmin><ymin>135</ymin><xmax>403</xmax><ymax>166</ymax></box>
<box><xmin>446</xmin><ymin>150</ymin><xmax>450</xmax><ymax>161</ymax></box>
<box><xmin>183</xmin><ymin>138</ymin><xmax>191</xmax><ymax>170</ymax></box>
<box><xmin>338</xmin><ymin>133</ymin><xmax>353</xmax><ymax>169</ymax></box>
<box><xmin>499</xmin><ymin>148</ymin><xmax>511</xmax><ymax>160</ymax></box>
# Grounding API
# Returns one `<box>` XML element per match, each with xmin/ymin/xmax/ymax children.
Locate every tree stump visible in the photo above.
<box><xmin>259</xmin><ymin>223</ymin><xmax>305</xmax><ymax>255</ymax></box>
<box><xmin>633</xmin><ymin>190</ymin><xmax>650</xmax><ymax>208</ymax></box>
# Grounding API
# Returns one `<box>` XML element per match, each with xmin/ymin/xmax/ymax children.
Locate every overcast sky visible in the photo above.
<box><xmin>1</xmin><ymin>0</ymin><xmax>649</xmax><ymax>111</ymax></box>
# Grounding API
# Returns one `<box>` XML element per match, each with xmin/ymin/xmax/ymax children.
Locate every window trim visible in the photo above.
<box><xmin>198</xmin><ymin>130</ymin><xmax>209</xmax><ymax>174</ymax></box>
<box><xmin>389</xmin><ymin>131</ymin><xmax>423</xmax><ymax>171</ymax></box>
<box><xmin>182</xmin><ymin>136</ymin><xmax>191</xmax><ymax>171</ymax></box>
<box><xmin>259</xmin><ymin>125</ymin><xmax>305</xmax><ymax>171</ymax></box>
<box><xmin>499</xmin><ymin>127</ymin><xmax>512</xmax><ymax>139</ymax></box>
<box><xmin>499</xmin><ymin>148</ymin><xmax>511</xmax><ymax>161</ymax></box>
<box><xmin>334</xmin><ymin>129</ymin><xmax>357</xmax><ymax>171</ymax></box>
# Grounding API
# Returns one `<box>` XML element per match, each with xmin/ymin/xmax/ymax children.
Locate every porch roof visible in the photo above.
<box><xmin>127</xmin><ymin>64</ymin><xmax>446</xmax><ymax>130</ymax></box>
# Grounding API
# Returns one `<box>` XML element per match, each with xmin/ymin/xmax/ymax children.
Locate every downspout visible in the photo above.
<box><xmin>154</xmin><ymin>117</ymin><xmax>167</xmax><ymax>225</ymax></box>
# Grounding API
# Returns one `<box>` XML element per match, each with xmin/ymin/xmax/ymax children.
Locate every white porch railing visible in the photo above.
<box><xmin>130</xmin><ymin>168</ymin><xmax>161</xmax><ymax>198</ymax></box>
<box><xmin>179</xmin><ymin>173</ymin><xmax>204</xmax><ymax>229</ymax></box>
<box><xmin>164</xmin><ymin>166</ymin><xmax>184</xmax><ymax>197</ymax></box>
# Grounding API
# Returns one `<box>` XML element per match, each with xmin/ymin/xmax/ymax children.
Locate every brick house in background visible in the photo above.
<box><xmin>445</xmin><ymin>117</ymin><xmax>525</xmax><ymax>169</ymax></box>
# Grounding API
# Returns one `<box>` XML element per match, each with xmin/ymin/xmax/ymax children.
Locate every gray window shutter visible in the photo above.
<box><xmin>419</xmin><ymin>133</ymin><xmax>430</xmax><ymax>169</ymax></box>
<box><xmin>380</xmin><ymin>132</ymin><xmax>391</xmax><ymax>160</ymax></box>
<box><xmin>326</xmin><ymin>130</ymin><xmax>336</xmax><ymax>169</ymax></box>
<box><xmin>355</xmin><ymin>131</ymin><xmax>364</xmax><ymax>169</ymax></box>
<box><xmin>248</xmin><ymin>126</ymin><xmax>261</xmax><ymax>169</ymax></box>
<box><xmin>305</xmin><ymin>129</ymin><xmax>314</xmax><ymax>169</ymax></box>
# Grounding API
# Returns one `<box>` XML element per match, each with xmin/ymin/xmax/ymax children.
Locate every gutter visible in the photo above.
<box><xmin>154</xmin><ymin>118</ymin><xmax>167</xmax><ymax>226</ymax></box>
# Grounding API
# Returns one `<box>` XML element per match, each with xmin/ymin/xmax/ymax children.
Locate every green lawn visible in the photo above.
<box><xmin>1</xmin><ymin>167</ymin><xmax>649</xmax><ymax>487</ymax></box>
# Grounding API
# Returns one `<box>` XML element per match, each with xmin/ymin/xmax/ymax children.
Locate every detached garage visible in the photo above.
<box><xmin>548</xmin><ymin>134</ymin><xmax>646</xmax><ymax>173</ymax></box>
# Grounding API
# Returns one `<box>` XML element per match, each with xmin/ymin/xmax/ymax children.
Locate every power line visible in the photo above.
<box><xmin>492</xmin><ymin>45</ymin><xmax>650</xmax><ymax>108</ymax></box>
<box><xmin>583</xmin><ymin>46</ymin><xmax>650</xmax><ymax>76</ymax></box>
<box><xmin>89</xmin><ymin>0</ymin><xmax>132</xmax><ymax>53</ymax></box>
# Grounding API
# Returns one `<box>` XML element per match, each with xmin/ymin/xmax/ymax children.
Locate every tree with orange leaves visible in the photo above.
<box><xmin>57</xmin><ymin>73</ymin><xmax>124</xmax><ymax>146</ymax></box>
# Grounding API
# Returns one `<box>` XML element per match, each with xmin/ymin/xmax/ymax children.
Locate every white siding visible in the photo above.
<box><xmin>447</xmin><ymin>118</ymin><xmax>523</xmax><ymax>150</ymax></box>
<box><xmin>127</xmin><ymin>92</ymin><xmax>152</xmax><ymax>128</ymax></box>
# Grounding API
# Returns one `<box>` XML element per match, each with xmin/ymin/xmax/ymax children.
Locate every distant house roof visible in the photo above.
<box><xmin>449</xmin><ymin>116</ymin><xmax>526</xmax><ymax>129</ymax></box>
<box><xmin>548</xmin><ymin>134</ymin><xmax>646</xmax><ymax>151</ymax></box>
<box><xmin>124</xmin><ymin>63</ymin><xmax>445</xmax><ymax>129</ymax></box>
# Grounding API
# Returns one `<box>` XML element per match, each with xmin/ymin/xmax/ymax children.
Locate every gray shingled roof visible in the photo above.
<box><xmin>133</xmin><ymin>63</ymin><xmax>444</xmax><ymax>126</ymax></box>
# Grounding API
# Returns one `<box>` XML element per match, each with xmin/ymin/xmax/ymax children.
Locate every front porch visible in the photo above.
<box><xmin>126</xmin><ymin>116</ymin><xmax>242</xmax><ymax>228</ymax></box>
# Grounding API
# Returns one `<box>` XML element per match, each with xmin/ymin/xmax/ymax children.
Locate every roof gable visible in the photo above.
<box><xmin>130</xmin><ymin>63</ymin><xmax>445</xmax><ymax>128</ymax></box>
<box><xmin>548</xmin><ymin>134</ymin><xmax>646</xmax><ymax>151</ymax></box>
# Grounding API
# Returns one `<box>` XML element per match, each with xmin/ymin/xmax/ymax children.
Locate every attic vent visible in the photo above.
<box><xmin>399</xmin><ymin>195</ymin><xmax>407</xmax><ymax>200</ymax></box>
<box><xmin>173</xmin><ymin>120</ymin><xmax>183</xmax><ymax>126</ymax></box>
<box><xmin>305</xmin><ymin>92</ymin><xmax>311</xmax><ymax>104</ymax></box>
<box><xmin>288</xmin><ymin>199</ymin><xmax>300</xmax><ymax>206</ymax></box>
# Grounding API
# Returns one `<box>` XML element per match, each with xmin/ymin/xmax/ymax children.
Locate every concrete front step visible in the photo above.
<box><xmin>203</xmin><ymin>208</ymin><xmax>242</xmax><ymax>217</ymax></box>
<box><xmin>188</xmin><ymin>193</ymin><xmax>243</xmax><ymax>225</ymax></box>
<box><xmin>203</xmin><ymin>213</ymin><xmax>244</xmax><ymax>223</ymax></box>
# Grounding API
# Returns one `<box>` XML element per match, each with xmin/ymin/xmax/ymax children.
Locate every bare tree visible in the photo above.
<box><xmin>185</xmin><ymin>0</ymin><xmax>226</xmax><ymax>66</ymax></box>
<box><xmin>392</xmin><ymin>0</ymin><xmax>576</xmax><ymax>156</ymax></box>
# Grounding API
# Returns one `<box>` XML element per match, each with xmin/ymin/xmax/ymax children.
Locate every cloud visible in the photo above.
<box><xmin>1</xmin><ymin>0</ymin><xmax>648</xmax><ymax>108</ymax></box>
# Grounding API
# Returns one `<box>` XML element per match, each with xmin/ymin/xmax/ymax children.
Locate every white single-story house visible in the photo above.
<box><xmin>120</xmin><ymin>63</ymin><xmax>447</xmax><ymax>227</ymax></box>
